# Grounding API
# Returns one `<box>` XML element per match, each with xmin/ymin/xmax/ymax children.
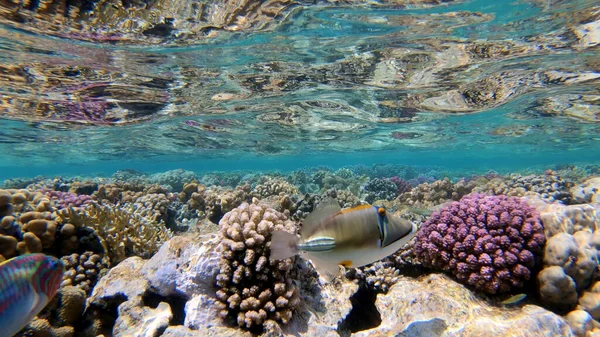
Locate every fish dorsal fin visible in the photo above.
<box><xmin>301</xmin><ymin>198</ymin><xmax>341</xmax><ymax>240</ymax></box>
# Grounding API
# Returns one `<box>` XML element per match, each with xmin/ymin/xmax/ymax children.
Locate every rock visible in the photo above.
<box><xmin>184</xmin><ymin>294</ymin><xmax>222</xmax><ymax>330</ymax></box>
<box><xmin>114</xmin><ymin>300</ymin><xmax>172</xmax><ymax>337</ymax></box>
<box><xmin>283</xmin><ymin>280</ymin><xmax>358</xmax><ymax>337</ymax></box>
<box><xmin>354</xmin><ymin>273</ymin><xmax>574</xmax><ymax>337</ymax></box>
<box><xmin>142</xmin><ymin>234</ymin><xmax>220</xmax><ymax>297</ymax></box>
<box><xmin>89</xmin><ymin>256</ymin><xmax>149</xmax><ymax>302</ymax></box>
<box><xmin>162</xmin><ymin>325</ymin><xmax>251</xmax><ymax>337</ymax></box>
<box><xmin>571</xmin><ymin>177</ymin><xmax>600</xmax><ymax>203</ymax></box>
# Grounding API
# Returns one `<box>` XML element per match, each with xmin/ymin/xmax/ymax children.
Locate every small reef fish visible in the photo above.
<box><xmin>0</xmin><ymin>253</ymin><xmax>65</xmax><ymax>337</ymax></box>
<box><xmin>271</xmin><ymin>198</ymin><xmax>417</xmax><ymax>280</ymax></box>
<box><xmin>500</xmin><ymin>293</ymin><xmax>527</xmax><ymax>305</ymax></box>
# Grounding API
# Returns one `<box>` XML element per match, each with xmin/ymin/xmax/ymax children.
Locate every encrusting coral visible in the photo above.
<box><xmin>215</xmin><ymin>201</ymin><xmax>300</xmax><ymax>330</ymax></box>
<box><xmin>415</xmin><ymin>193</ymin><xmax>546</xmax><ymax>294</ymax></box>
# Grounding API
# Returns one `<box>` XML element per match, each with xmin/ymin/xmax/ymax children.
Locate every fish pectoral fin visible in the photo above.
<box><xmin>301</xmin><ymin>198</ymin><xmax>341</xmax><ymax>240</ymax></box>
<box><xmin>305</xmin><ymin>253</ymin><xmax>341</xmax><ymax>282</ymax></box>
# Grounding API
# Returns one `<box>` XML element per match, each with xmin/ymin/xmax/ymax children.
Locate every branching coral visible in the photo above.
<box><xmin>415</xmin><ymin>193</ymin><xmax>546</xmax><ymax>294</ymax></box>
<box><xmin>215</xmin><ymin>201</ymin><xmax>300</xmax><ymax>330</ymax></box>
<box><xmin>55</xmin><ymin>203</ymin><xmax>173</xmax><ymax>264</ymax></box>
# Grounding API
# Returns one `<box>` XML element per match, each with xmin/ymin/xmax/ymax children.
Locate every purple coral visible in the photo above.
<box><xmin>44</xmin><ymin>190</ymin><xmax>93</xmax><ymax>209</ymax></box>
<box><xmin>414</xmin><ymin>193</ymin><xmax>545</xmax><ymax>294</ymax></box>
<box><xmin>389</xmin><ymin>176</ymin><xmax>412</xmax><ymax>194</ymax></box>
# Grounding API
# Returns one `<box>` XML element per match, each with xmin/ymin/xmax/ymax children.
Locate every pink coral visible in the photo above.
<box><xmin>414</xmin><ymin>193</ymin><xmax>546</xmax><ymax>294</ymax></box>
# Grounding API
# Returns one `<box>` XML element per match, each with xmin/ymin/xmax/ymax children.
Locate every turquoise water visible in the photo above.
<box><xmin>0</xmin><ymin>0</ymin><xmax>599</xmax><ymax>177</ymax></box>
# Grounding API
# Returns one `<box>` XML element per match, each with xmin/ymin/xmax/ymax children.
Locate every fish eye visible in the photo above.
<box><xmin>378</xmin><ymin>207</ymin><xmax>386</xmax><ymax>216</ymax></box>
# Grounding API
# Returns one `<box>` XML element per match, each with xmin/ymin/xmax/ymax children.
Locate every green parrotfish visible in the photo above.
<box><xmin>0</xmin><ymin>253</ymin><xmax>64</xmax><ymax>337</ymax></box>
<box><xmin>270</xmin><ymin>198</ymin><xmax>417</xmax><ymax>280</ymax></box>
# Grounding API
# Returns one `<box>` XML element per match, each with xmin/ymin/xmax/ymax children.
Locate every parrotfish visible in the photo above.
<box><xmin>0</xmin><ymin>253</ymin><xmax>64</xmax><ymax>337</ymax></box>
<box><xmin>271</xmin><ymin>198</ymin><xmax>417</xmax><ymax>280</ymax></box>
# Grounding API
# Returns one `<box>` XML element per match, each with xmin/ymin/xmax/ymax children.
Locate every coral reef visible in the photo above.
<box><xmin>360</xmin><ymin>178</ymin><xmax>400</xmax><ymax>203</ymax></box>
<box><xmin>21</xmin><ymin>285</ymin><xmax>87</xmax><ymax>337</ymax></box>
<box><xmin>55</xmin><ymin>203</ymin><xmax>173</xmax><ymax>264</ymax></box>
<box><xmin>474</xmin><ymin>172</ymin><xmax>576</xmax><ymax>204</ymax></box>
<box><xmin>179</xmin><ymin>182</ymin><xmax>251</xmax><ymax>223</ymax></box>
<box><xmin>1</xmin><ymin>166</ymin><xmax>600</xmax><ymax>336</ymax></box>
<box><xmin>396</xmin><ymin>178</ymin><xmax>477</xmax><ymax>208</ymax></box>
<box><xmin>147</xmin><ymin>169</ymin><xmax>199</xmax><ymax>192</ymax></box>
<box><xmin>215</xmin><ymin>201</ymin><xmax>300</xmax><ymax>330</ymax></box>
<box><xmin>415</xmin><ymin>193</ymin><xmax>546</xmax><ymax>294</ymax></box>
<box><xmin>44</xmin><ymin>189</ymin><xmax>93</xmax><ymax>209</ymax></box>
<box><xmin>61</xmin><ymin>251</ymin><xmax>111</xmax><ymax>294</ymax></box>
<box><xmin>252</xmin><ymin>177</ymin><xmax>299</xmax><ymax>199</ymax></box>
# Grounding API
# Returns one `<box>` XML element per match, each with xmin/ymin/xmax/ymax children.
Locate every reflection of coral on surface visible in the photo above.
<box><xmin>415</xmin><ymin>193</ymin><xmax>546</xmax><ymax>294</ymax></box>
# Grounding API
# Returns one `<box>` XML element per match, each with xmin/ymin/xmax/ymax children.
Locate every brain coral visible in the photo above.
<box><xmin>414</xmin><ymin>193</ymin><xmax>546</xmax><ymax>294</ymax></box>
<box><xmin>215</xmin><ymin>201</ymin><xmax>300</xmax><ymax>330</ymax></box>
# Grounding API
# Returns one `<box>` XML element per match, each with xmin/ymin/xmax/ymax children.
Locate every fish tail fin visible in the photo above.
<box><xmin>305</xmin><ymin>252</ymin><xmax>340</xmax><ymax>282</ymax></box>
<box><xmin>270</xmin><ymin>231</ymin><xmax>300</xmax><ymax>261</ymax></box>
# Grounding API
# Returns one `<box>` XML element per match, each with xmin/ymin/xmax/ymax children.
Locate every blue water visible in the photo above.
<box><xmin>0</xmin><ymin>0</ymin><xmax>599</xmax><ymax>179</ymax></box>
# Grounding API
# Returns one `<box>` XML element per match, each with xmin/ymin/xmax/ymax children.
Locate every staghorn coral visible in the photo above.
<box><xmin>55</xmin><ymin>202</ymin><xmax>172</xmax><ymax>264</ymax></box>
<box><xmin>61</xmin><ymin>251</ymin><xmax>111</xmax><ymax>294</ymax></box>
<box><xmin>414</xmin><ymin>193</ymin><xmax>546</xmax><ymax>294</ymax></box>
<box><xmin>215</xmin><ymin>201</ymin><xmax>300</xmax><ymax>330</ymax></box>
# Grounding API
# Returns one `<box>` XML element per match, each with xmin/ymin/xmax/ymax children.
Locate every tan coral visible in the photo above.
<box><xmin>395</xmin><ymin>178</ymin><xmax>475</xmax><ymax>208</ymax></box>
<box><xmin>61</xmin><ymin>251</ymin><xmax>111</xmax><ymax>294</ymax></box>
<box><xmin>215</xmin><ymin>201</ymin><xmax>300</xmax><ymax>329</ymax></box>
<box><xmin>252</xmin><ymin>177</ymin><xmax>299</xmax><ymax>199</ymax></box>
<box><xmin>55</xmin><ymin>202</ymin><xmax>172</xmax><ymax>264</ymax></box>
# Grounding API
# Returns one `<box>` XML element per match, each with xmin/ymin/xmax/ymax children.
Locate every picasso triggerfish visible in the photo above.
<box><xmin>270</xmin><ymin>198</ymin><xmax>417</xmax><ymax>280</ymax></box>
<box><xmin>0</xmin><ymin>253</ymin><xmax>64</xmax><ymax>337</ymax></box>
